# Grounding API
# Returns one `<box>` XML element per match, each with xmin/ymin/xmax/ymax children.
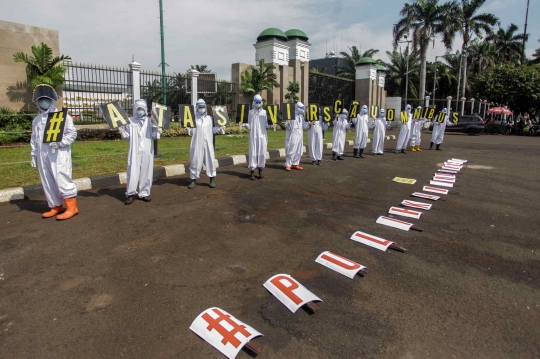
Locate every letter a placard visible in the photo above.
<box><xmin>190</xmin><ymin>307</ymin><xmax>263</xmax><ymax>359</ymax></box>
<box><xmin>100</xmin><ymin>101</ymin><xmax>129</xmax><ymax>130</ymax></box>
<box><xmin>315</xmin><ymin>251</ymin><xmax>368</xmax><ymax>279</ymax></box>
<box><xmin>179</xmin><ymin>105</ymin><xmax>195</xmax><ymax>128</ymax></box>
<box><xmin>43</xmin><ymin>109</ymin><xmax>68</xmax><ymax>144</ymax></box>
<box><xmin>212</xmin><ymin>105</ymin><xmax>230</xmax><ymax>127</ymax></box>
<box><xmin>263</xmin><ymin>274</ymin><xmax>322</xmax><ymax>313</ymax></box>
<box><xmin>151</xmin><ymin>102</ymin><xmax>171</xmax><ymax>129</ymax></box>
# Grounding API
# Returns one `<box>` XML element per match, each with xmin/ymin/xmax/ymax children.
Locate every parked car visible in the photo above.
<box><xmin>429</xmin><ymin>115</ymin><xmax>484</xmax><ymax>136</ymax></box>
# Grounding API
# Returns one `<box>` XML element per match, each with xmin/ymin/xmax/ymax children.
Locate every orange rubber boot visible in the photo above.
<box><xmin>42</xmin><ymin>205</ymin><xmax>64</xmax><ymax>219</ymax></box>
<box><xmin>56</xmin><ymin>198</ymin><xmax>79</xmax><ymax>220</ymax></box>
<box><xmin>292</xmin><ymin>165</ymin><xmax>304</xmax><ymax>170</ymax></box>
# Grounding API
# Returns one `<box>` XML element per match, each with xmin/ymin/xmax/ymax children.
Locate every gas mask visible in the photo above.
<box><xmin>37</xmin><ymin>98</ymin><xmax>52</xmax><ymax>111</ymax></box>
<box><xmin>136</xmin><ymin>108</ymin><xmax>146</xmax><ymax>117</ymax></box>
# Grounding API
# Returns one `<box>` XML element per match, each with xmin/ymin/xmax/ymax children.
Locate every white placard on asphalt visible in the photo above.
<box><xmin>433</xmin><ymin>176</ymin><xmax>456</xmax><ymax>183</ymax></box>
<box><xmin>376</xmin><ymin>216</ymin><xmax>414</xmax><ymax>231</ymax></box>
<box><xmin>451</xmin><ymin>158</ymin><xmax>468</xmax><ymax>163</ymax></box>
<box><xmin>412</xmin><ymin>192</ymin><xmax>441</xmax><ymax>201</ymax></box>
<box><xmin>423</xmin><ymin>186</ymin><xmax>449</xmax><ymax>195</ymax></box>
<box><xmin>263</xmin><ymin>274</ymin><xmax>322</xmax><ymax>313</ymax></box>
<box><xmin>190</xmin><ymin>307</ymin><xmax>263</xmax><ymax>359</ymax></box>
<box><xmin>401</xmin><ymin>199</ymin><xmax>432</xmax><ymax>210</ymax></box>
<box><xmin>430</xmin><ymin>180</ymin><xmax>454</xmax><ymax>188</ymax></box>
<box><xmin>350</xmin><ymin>231</ymin><xmax>395</xmax><ymax>251</ymax></box>
<box><xmin>315</xmin><ymin>251</ymin><xmax>367</xmax><ymax>279</ymax></box>
<box><xmin>389</xmin><ymin>206</ymin><xmax>423</xmax><ymax>219</ymax></box>
<box><xmin>443</xmin><ymin>164</ymin><xmax>462</xmax><ymax>170</ymax></box>
<box><xmin>439</xmin><ymin>168</ymin><xmax>459</xmax><ymax>174</ymax></box>
<box><xmin>434</xmin><ymin>173</ymin><xmax>456</xmax><ymax>179</ymax></box>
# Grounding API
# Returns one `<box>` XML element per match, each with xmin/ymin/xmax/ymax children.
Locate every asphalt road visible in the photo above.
<box><xmin>1</xmin><ymin>131</ymin><xmax>539</xmax><ymax>359</ymax></box>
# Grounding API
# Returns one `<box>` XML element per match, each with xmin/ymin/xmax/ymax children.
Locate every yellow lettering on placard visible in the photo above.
<box><xmin>240</xmin><ymin>105</ymin><xmax>246</xmax><ymax>123</ymax></box>
<box><xmin>183</xmin><ymin>107</ymin><xmax>194</xmax><ymax>128</ymax></box>
<box><xmin>437</xmin><ymin>112</ymin><xmax>446</xmax><ymax>123</ymax></box>
<box><xmin>107</xmin><ymin>103</ymin><xmax>128</xmax><ymax>129</ymax></box>
<box><xmin>46</xmin><ymin>111</ymin><xmax>65</xmax><ymax>142</ymax></box>
<box><xmin>370</xmin><ymin>106</ymin><xmax>379</xmax><ymax>118</ymax></box>
<box><xmin>323</xmin><ymin>107</ymin><xmax>332</xmax><ymax>122</ymax></box>
<box><xmin>349</xmin><ymin>104</ymin><xmax>358</xmax><ymax>118</ymax></box>
<box><xmin>267</xmin><ymin>106</ymin><xmax>278</xmax><ymax>124</ymax></box>
<box><xmin>452</xmin><ymin>112</ymin><xmax>459</xmax><ymax>123</ymax></box>
<box><xmin>334</xmin><ymin>99</ymin><xmax>343</xmax><ymax>114</ymax></box>
<box><xmin>386</xmin><ymin>109</ymin><xmax>395</xmax><ymax>121</ymax></box>
<box><xmin>154</xmin><ymin>103</ymin><xmax>167</xmax><ymax>127</ymax></box>
<box><xmin>309</xmin><ymin>104</ymin><xmax>318</xmax><ymax>121</ymax></box>
<box><xmin>287</xmin><ymin>103</ymin><xmax>292</xmax><ymax>120</ymax></box>
<box><xmin>216</xmin><ymin>109</ymin><xmax>227</xmax><ymax>126</ymax></box>
<box><xmin>413</xmin><ymin>107</ymin><xmax>422</xmax><ymax>120</ymax></box>
<box><xmin>400</xmin><ymin>111</ymin><xmax>409</xmax><ymax>123</ymax></box>
<box><xmin>424</xmin><ymin>107</ymin><xmax>436</xmax><ymax>120</ymax></box>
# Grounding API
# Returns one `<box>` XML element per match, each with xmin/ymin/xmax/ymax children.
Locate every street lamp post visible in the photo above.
<box><xmin>432</xmin><ymin>55</ymin><xmax>441</xmax><ymax>108</ymax></box>
<box><xmin>399</xmin><ymin>35</ymin><xmax>413</xmax><ymax>109</ymax></box>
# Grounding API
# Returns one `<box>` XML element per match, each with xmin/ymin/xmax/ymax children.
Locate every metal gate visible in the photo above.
<box><xmin>308</xmin><ymin>73</ymin><xmax>355</xmax><ymax>107</ymax></box>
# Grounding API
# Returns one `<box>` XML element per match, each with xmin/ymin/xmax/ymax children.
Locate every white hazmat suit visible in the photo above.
<box><xmin>332</xmin><ymin>109</ymin><xmax>351</xmax><ymax>160</ymax></box>
<box><xmin>30</xmin><ymin>84</ymin><xmax>78</xmax><ymax>219</ymax></box>
<box><xmin>246</xmin><ymin>94</ymin><xmax>272</xmax><ymax>179</ymax></box>
<box><xmin>410</xmin><ymin>106</ymin><xmax>427</xmax><ymax>151</ymax></box>
<box><xmin>396</xmin><ymin>105</ymin><xmax>412</xmax><ymax>153</ymax></box>
<box><xmin>352</xmin><ymin>105</ymin><xmax>369</xmax><ymax>158</ymax></box>
<box><xmin>307</xmin><ymin>113</ymin><xmax>328</xmax><ymax>165</ymax></box>
<box><xmin>430</xmin><ymin>108</ymin><xmax>454</xmax><ymax>150</ymax></box>
<box><xmin>119</xmin><ymin>99</ymin><xmax>160</xmax><ymax>203</ymax></box>
<box><xmin>370</xmin><ymin>109</ymin><xmax>389</xmax><ymax>155</ymax></box>
<box><xmin>284</xmin><ymin>102</ymin><xmax>309</xmax><ymax>170</ymax></box>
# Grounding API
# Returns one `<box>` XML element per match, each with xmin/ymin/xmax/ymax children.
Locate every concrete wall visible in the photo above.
<box><xmin>0</xmin><ymin>20</ymin><xmax>60</xmax><ymax>111</ymax></box>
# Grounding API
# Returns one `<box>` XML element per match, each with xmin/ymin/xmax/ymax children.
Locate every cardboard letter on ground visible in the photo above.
<box><xmin>430</xmin><ymin>180</ymin><xmax>454</xmax><ymax>188</ymax></box>
<box><xmin>423</xmin><ymin>186</ymin><xmax>449</xmax><ymax>195</ymax></box>
<box><xmin>315</xmin><ymin>251</ymin><xmax>367</xmax><ymax>279</ymax></box>
<box><xmin>412</xmin><ymin>192</ymin><xmax>441</xmax><ymax>201</ymax></box>
<box><xmin>401</xmin><ymin>200</ymin><xmax>432</xmax><ymax>210</ymax></box>
<box><xmin>393</xmin><ymin>177</ymin><xmax>417</xmax><ymax>185</ymax></box>
<box><xmin>376</xmin><ymin>216</ymin><xmax>415</xmax><ymax>231</ymax></box>
<box><xmin>389</xmin><ymin>206</ymin><xmax>423</xmax><ymax>219</ymax></box>
<box><xmin>350</xmin><ymin>231</ymin><xmax>395</xmax><ymax>251</ymax></box>
<box><xmin>263</xmin><ymin>274</ymin><xmax>322</xmax><ymax>313</ymax></box>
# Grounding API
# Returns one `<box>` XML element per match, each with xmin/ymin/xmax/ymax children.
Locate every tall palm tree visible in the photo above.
<box><xmin>361</xmin><ymin>49</ymin><xmax>380</xmax><ymax>58</ymax></box>
<box><xmin>240</xmin><ymin>59</ymin><xmax>280</xmax><ymax>96</ymax></box>
<box><xmin>445</xmin><ymin>0</ymin><xmax>499</xmax><ymax>98</ymax></box>
<box><xmin>190</xmin><ymin>64</ymin><xmax>211</xmax><ymax>73</ymax></box>
<box><xmin>487</xmin><ymin>23</ymin><xmax>528</xmax><ymax>65</ymax></box>
<box><xmin>13</xmin><ymin>42</ymin><xmax>71</xmax><ymax>90</ymax></box>
<box><xmin>467</xmin><ymin>38</ymin><xmax>496</xmax><ymax>75</ymax></box>
<box><xmin>393</xmin><ymin>0</ymin><xmax>453</xmax><ymax>104</ymax></box>
<box><xmin>337</xmin><ymin>46</ymin><xmax>362</xmax><ymax>79</ymax></box>
<box><xmin>384</xmin><ymin>48</ymin><xmax>420</xmax><ymax>99</ymax></box>
<box><xmin>532</xmin><ymin>39</ymin><xmax>540</xmax><ymax>65</ymax></box>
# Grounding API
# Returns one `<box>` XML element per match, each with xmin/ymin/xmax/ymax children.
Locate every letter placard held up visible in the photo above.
<box><xmin>236</xmin><ymin>104</ymin><xmax>250</xmax><ymax>123</ymax></box>
<box><xmin>321</xmin><ymin>106</ymin><xmax>332</xmax><ymax>122</ymax></box>
<box><xmin>100</xmin><ymin>101</ymin><xmax>130</xmax><ymax>130</ymax></box>
<box><xmin>179</xmin><ymin>105</ymin><xmax>195</xmax><ymax>128</ymax></box>
<box><xmin>370</xmin><ymin>105</ymin><xmax>379</xmax><ymax>118</ymax></box>
<box><xmin>151</xmin><ymin>102</ymin><xmax>171</xmax><ymax>129</ymax></box>
<box><xmin>43</xmin><ymin>109</ymin><xmax>68</xmax><ymax>144</ymax></box>
<box><xmin>386</xmin><ymin>108</ymin><xmax>395</xmax><ymax>121</ymax></box>
<box><xmin>266</xmin><ymin>104</ymin><xmax>279</xmax><ymax>125</ymax></box>
<box><xmin>306</xmin><ymin>104</ymin><xmax>319</xmax><ymax>122</ymax></box>
<box><xmin>212</xmin><ymin>105</ymin><xmax>230</xmax><ymax>127</ymax></box>
<box><xmin>334</xmin><ymin>99</ymin><xmax>343</xmax><ymax>114</ymax></box>
<box><xmin>282</xmin><ymin>103</ymin><xmax>295</xmax><ymax>121</ymax></box>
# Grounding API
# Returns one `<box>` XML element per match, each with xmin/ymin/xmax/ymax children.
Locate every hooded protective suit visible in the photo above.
<box><xmin>119</xmin><ymin>99</ymin><xmax>160</xmax><ymax>199</ymax></box>
<box><xmin>396</xmin><ymin>105</ymin><xmax>412</xmax><ymax>151</ymax></box>
<box><xmin>410</xmin><ymin>106</ymin><xmax>427</xmax><ymax>150</ymax></box>
<box><xmin>431</xmin><ymin>108</ymin><xmax>454</xmax><ymax>145</ymax></box>
<box><xmin>307</xmin><ymin>111</ymin><xmax>328</xmax><ymax>163</ymax></box>
<box><xmin>246</xmin><ymin>94</ymin><xmax>272</xmax><ymax>170</ymax></box>
<box><xmin>332</xmin><ymin>109</ymin><xmax>351</xmax><ymax>156</ymax></box>
<box><xmin>370</xmin><ymin>109</ymin><xmax>388</xmax><ymax>154</ymax></box>
<box><xmin>352</xmin><ymin>105</ymin><xmax>369</xmax><ymax>149</ymax></box>
<box><xmin>285</xmin><ymin>102</ymin><xmax>309</xmax><ymax>168</ymax></box>
<box><xmin>30</xmin><ymin>85</ymin><xmax>78</xmax><ymax>218</ymax></box>
<box><xmin>189</xmin><ymin>99</ymin><xmax>221</xmax><ymax>180</ymax></box>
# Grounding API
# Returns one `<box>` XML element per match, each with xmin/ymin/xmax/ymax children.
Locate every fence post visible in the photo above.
<box><xmin>446</xmin><ymin>96</ymin><xmax>452</xmax><ymax>115</ymax></box>
<box><xmin>478</xmin><ymin>99</ymin><xmax>482</xmax><ymax>114</ymax></box>
<box><xmin>425</xmin><ymin>96</ymin><xmax>430</xmax><ymax>108</ymax></box>
<box><xmin>130</xmin><ymin>61</ymin><xmax>142</xmax><ymax>101</ymax></box>
<box><xmin>190</xmin><ymin>70</ymin><xmax>200</xmax><ymax>105</ymax></box>
<box><xmin>460</xmin><ymin>97</ymin><xmax>466</xmax><ymax>116</ymax></box>
<box><xmin>470</xmin><ymin>98</ymin><xmax>475</xmax><ymax>115</ymax></box>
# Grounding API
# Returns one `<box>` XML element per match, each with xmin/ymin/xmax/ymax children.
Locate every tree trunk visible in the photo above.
<box><xmin>419</xmin><ymin>42</ymin><xmax>428</xmax><ymax>107</ymax></box>
<box><xmin>461</xmin><ymin>41</ymin><xmax>468</xmax><ymax>100</ymax></box>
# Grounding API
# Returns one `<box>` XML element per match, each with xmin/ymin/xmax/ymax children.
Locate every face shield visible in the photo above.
<box><xmin>196</xmin><ymin>99</ymin><xmax>207</xmax><ymax>115</ymax></box>
<box><xmin>253</xmin><ymin>95</ymin><xmax>263</xmax><ymax>109</ymax></box>
<box><xmin>134</xmin><ymin>99</ymin><xmax>148</xmax><ymax>118</ymax></box>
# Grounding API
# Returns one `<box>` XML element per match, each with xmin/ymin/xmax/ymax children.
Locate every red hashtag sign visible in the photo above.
<box><xmin>201</xmin><ymin>308</ymin><xmax>252</xmax><ymax>348</ymax></box>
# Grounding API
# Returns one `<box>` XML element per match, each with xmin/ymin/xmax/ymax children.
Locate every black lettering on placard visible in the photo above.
<box><xmin>400</xmin><ymin>111</ymin><xmax>409</xmax><ymax>123</ymax></box>
<box><xmin>436</xmin><ymin>112</ymin><xmax>446</xmax><ymax>123</ymax></box>
<box><xmin>282</xmin><ymin>103</ymin><xmax>294</xmax><ymax>121</ymax></box>
<box><xmin>334</xmin><ymin>99</ymin><xmax>343</xmax><ymax>114</ymax></box>
<box><xmin>236</xmin><ymin>104</ymin><xmax>250</xmax><ymax>123</ymax></box>
<box><xmin>322</xmin><ymin>106</ymin><xmax>332</xmax><ymax>122</ymax></box>
<box><xmin>212</xmin><ymin>105</ymin><xmax>230</xmax><ymax>127</ymax></box>
<box><xmin>349</xmin><ymin>103</ymin><xmax>359</xmax><ymax>119</ymax></box>
<box><xmin>423</xmin><ymin>107</ymin><xmax>436</xmax><ymax>120</ymax></box>
<box><xmin>307</xmin><ymin>104</ymin><xmax>319</xmax><ymax>122</ymax></box>
<box><xmin>386</xmin><ymin>109</ymin><xmax>395</xmax><ymax>121</ymax></box>
<box><xmin>151</xmin><ymin>102</ymin><xmax>171</xmax><ymax>129</ymax></box>
<box><xmin>413</xmin><ymin>107</ymin><xmax>422</xmax><ymax>120</ymax></box>
<box><xmin>266</xmin><ymin>105</ymin><xmax>279</xmax><ymax>125</ymax></box>
<box><xmin>43</xmin><ymin>109</ymin><xmax>68</xmax><ymax>144</ymax></box>
<box><xmin>452</xmin><ymin>112</ymin><xmax>459</xmax><ymax>123</ymax></box>
<box><xmin>100</xmin><ymin>101</ymin><xmax>129</xmax><ymax>129</ymax></box>
<box><xmin>179</xmin><ymin>105</ymin><xmax>195</xmax><ymax>128</ymax></box>
<box><xmin>370</xmin><ymin>106</ymin><xmax>379</xmax><ymax>118</ymax></box>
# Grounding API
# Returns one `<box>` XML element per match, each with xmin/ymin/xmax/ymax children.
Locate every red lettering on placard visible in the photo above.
<box><xmin>321</xmin><ymin>252</ymin><xmax>360</xmax><ymax>270</ymax></box>
<box><xmin>354</xmin><ymin>232</ymin><xmax>391</xmax><ymax>247</ymax></box>
<box><xmin>269</xmin><ymin>275</ymin><xmax>303</xmax><ymax>305</ymax></box>
<box><xmin>201</xmin><ymin>308</ymin><xmax>251</xmax><ymax>348</ymax></box>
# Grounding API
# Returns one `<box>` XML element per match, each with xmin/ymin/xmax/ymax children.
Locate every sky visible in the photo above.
<box><xmin>3</xmin><ymin>0</ymin><xmax>538</xmax><ymax>79</ymax></box>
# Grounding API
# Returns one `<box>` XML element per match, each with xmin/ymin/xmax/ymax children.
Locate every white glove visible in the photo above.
<box><xmin>245</xmin><ymin>124</ymin><xmax>251</xmax><ymax>130</ymax></box>
<box><xmin>273</xmin><ymin>124</ymin><xmax>277</xmax><ymax>131</ymax></box>
<box><xmin>285</xmin><ymin>120</ymin><xmax>292</xmax><ymax>129</ymax></box>
<box><xmin>118</xmin><ymin>126</ymin><xmax>127</xmax><ymax>134</ymax></box>
<box><xmin>220</xmin><ymin>126</ymin><xmax>226</xmax><ymax>135</ymax></box>
<box><xmin>49</xmin><ymin>142</ymin><xmax>65</xmax><ymax>149</ymax></box>
<box><xmin>186</xmin><ymin>127</ymin><xmax>193</xmax><ymax>136</ymax></box>
<box><xmin>239</xmin><ymin>123</ymin><xmax>243</xmax><ymax>130</ymax></box>
<box><xmin>30</xmin><ymin>157</ymin><xmax>37</xmax><ymax>168</ymax></box>
<box><xmin>158</xmin><ymin>127</ymin><xmax>163</xmax><ymax>134</ymax></box>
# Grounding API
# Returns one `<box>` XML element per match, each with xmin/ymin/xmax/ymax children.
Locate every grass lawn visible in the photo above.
<box><xmin>0</xmin><ymin>129</ymin><xmax>361</xmax><ymax>190</ymax></box>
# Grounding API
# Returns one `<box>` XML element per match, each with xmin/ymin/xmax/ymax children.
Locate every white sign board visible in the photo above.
<box><xmin>423</xmin><ymin>186</ymin><xmax>449</xmax><ymax>195</ymax></box>
<box><xmin>451</xmin><ymin>158</ymin><xmax>467</xmax><ymax>163</ymax></box>
<box><xmin>401</xmin><ymin>200</ymin><xmax>432</xmax><ymax>210</ymax></box>
<box><xmin>433</xmin><ymin>176</ymin><xmax>456</xmax><ymax>183</ymax></box>
<box><xmin>263</xmin><ymin>274</ymin><xmax>322</xmax><ymax>313</ymax></box>
<box><xmin>389</xmin><ymin>206</ymin><xmax>423</xmax><ymax>219</ymax></box>
<box><xmin>350</xmin><ymin>231</ymin><xmax>394</xmax><ymax>251</ymax></box>
<box><xmin>190</xmin><ymin>307</ymin><xmax>263</xmax><ymax>359</ymax></box>
<box><xmin>430</xmin><ymin>180</ymin><xmax>454</xmax><ymax>188</ymax></box>
<box><xmin>376</xmin><ymin>216</ymin><xmax>414</xmax><ymax>231</ymax></box>
<box><xmin>412</xmin><ymin>192</ymin><xmax>441</xmax><ymax>201</ymax></box>
<box><xmin>443</xmin><ymin>164</ymin><xmax>462</xmax><ymax>170</ymax></box>
<box><xmin>315</xmin><ymin>251</ymin><xmax>367</xmax><ymax>279</ymax></box>
<box><xmin>434</xmin><ymin>173</ymin><xmax>456</xmax><ymax>179</ymax></box>
<box><xmin>439</xmin><ymin>169</ymin><xmax>459</xmax><ymax>174</ymax></box>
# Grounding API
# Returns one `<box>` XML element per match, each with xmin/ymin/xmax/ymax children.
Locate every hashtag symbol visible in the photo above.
<box><xmin>201</xmin><ymin>308</ymin><xmax>251</xmax><ymax>348</ymax></box>
<box><xmin>46</xmin><ymin>112</ymin><xmax>65</xmax><ymax>142</ymax></box>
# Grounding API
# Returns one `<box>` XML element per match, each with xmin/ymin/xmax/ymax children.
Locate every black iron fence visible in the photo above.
<box><xmin>140</xmin><ymin>71</ymin><xmax>191</xmax><ymax>112</ymax></box>
<box><xmin>308</xmin><ymin>73</ymin><xmax>355</xmax><ymax>108</ymax></box>
<box><xmin>404</xmin><ymin>98</ymin><xmax>487</xmax><ymax>116</ymax></box>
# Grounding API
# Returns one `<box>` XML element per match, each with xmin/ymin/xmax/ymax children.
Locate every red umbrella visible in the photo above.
<box><xmin>487</xmin><ymin>107</ymin><xmax>513</xmax><ymax>115</ymax></box>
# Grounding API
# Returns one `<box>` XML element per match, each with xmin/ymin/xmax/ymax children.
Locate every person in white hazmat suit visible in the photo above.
<box><xmin>246</xmin><ymin>94</ymin><xmax>272</xmax><ymax>180</ymax></box>
<box><xmin>284</xmin><ymin>101</ymin><xmax>309</xmax><ymax>171</ymax></box>
<box><xmin>430</xmin><ymin>108</ymin><xmax>454</xmax><ymax>150</ymax></box>
<box><xmin>307</xmin><ymin>108</ymin><xmax>328</xmax><ymax>165</ymax></box>
<box><xmin>370</xmin><ymin>109</ymin><xmax>389</xmax><ymax>155</ymax></box>
<box><xmin>332</xmin><ymin>109</ymin><xmax>351</xmax><ymax>160</ymax></box>
<box><xmin>395</xmin><ymin>104</ymin><xmax>412</xmax><ymax>154</ymax></box>
<box><xmin>30</xmin><ymin>84</ymin><xmax>79</xmax><ymax>220</ymax></box>
<box><xmin>118</xmin><ymin>99</ymin><xmax>161</xmax><ymax>205</ymax></box>
<box><xmin>188</xmin><ymin>99</ymin><xmax>223</xmax><ymax>188</ymax></box>
<box><xmin>352</xmin><ymin>105</ymin><xmax>369</xmax><ymax>158</ymax></box>
<box><xmin>410</xmin><ymin>106</ymin><xmax>427</xmax><ymax>152</ymax></box>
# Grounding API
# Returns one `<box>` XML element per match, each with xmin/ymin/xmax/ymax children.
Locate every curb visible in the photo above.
<box><xmin>0</xmin><ymin>135</ymin><xmax>397</xmax><ymax>202</ymax></box>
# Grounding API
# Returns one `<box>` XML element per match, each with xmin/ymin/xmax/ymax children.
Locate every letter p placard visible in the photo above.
<box><xmin>263</xmin><ymin>274</ymin><xmax>322</xmax><ymax>313</ymax></box>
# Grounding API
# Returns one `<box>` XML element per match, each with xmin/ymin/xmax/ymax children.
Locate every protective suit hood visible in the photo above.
<box><xmin>33</xmin><ymin>84</ymin><xmax>59</xmax><ymax>115</ymax></box>
<box><xmin>405</xmin><ymin>104</ymin><xmax>412</xmax><ymax>112</ymax></box>
<box><xmin>442</xmin><ymin>108</ymin><xmax>448</xmax><ymax>114</ymax></box>
<box><xmin>378</xmin><ymin>109</ymin><xmax>386</xmax><ymax>119</ymax></box>
<box><xmin>342</xmin><ymin>109</ymin><xmax>349</xmax><ymax>117</ymax></box>
<box><xmin>196</xmin><ymin>98</ymin><xmax>207</xmax><ymax>116</ymax></box>
<box><xmin>134</xmin><ymin>99</ymin><xmax>148</xmax><ymax>118</ymax></box>
<box><xmin>253</xmin><ymin>94</ymin><xmax>263</xmax><ymax>109</ymax></box>
<box><xmin>295</xmin><ymin>101</ymin><xmax>305</xmax><ymax>115</ymax></box>
<box><xmin>360</xmin><ymin>105</ymin><xmax>368</xmax><ymax>115</ymax></box>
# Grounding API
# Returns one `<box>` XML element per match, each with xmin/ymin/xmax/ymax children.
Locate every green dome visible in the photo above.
<box><xmin>257</xmin><ymin>28</ymin><xmax>288</xmax><ymax>42</ymax></box>
<box><xmin>356</xmin><ymin>57</ymin><xmax>377</xmax><ymax>66</ymax></box>
<box><xmin>375</xmin><ymin>64</ymin><xmax>386</xmax><ymax>71</ymax></box>
<box><xmin>285</xmin><ymin>29</ymin><xmax>308</xmax><ymax>41</ymax></box>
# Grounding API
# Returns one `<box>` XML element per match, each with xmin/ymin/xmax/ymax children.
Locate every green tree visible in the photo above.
<box><xmin>13</xmin><ymin>42</ymin><xmax>71</xmax><ymax>90</ymax></box>
<box><xmin>284</xmin><ymin>81</ymin><xmax>300</xmax><ymax>102</ymax></box>
<box><xmin>336</xmin><ymin>46</ymin><xmax>380</xmax><ymax>79</ymax></box>
<box><xmin>384</xmin><ymin>47</ymin><xmax>420</xmax><ymax>99</ymax></box>
<box><xmin>487</xmin><ymin>23</ymin><xmax>528</xmax><ymax>65</ymax></box>
<box><xmin>240</xmin><ymin>59</ymin><xmax>280</xmax><ymax>96</ymax></box>
<box><xmin>207</xmin><ymin>82</ymin><xmax>233</xmax><ymax>106</ymax></box>
<box><xmin>468</xmin><ymin>38</ymin><xmax>496</xmax><ymax>76</ymax></box>
<box><xmin>190</xmin><ymin>65</ymin><xmax>211</xmax><ymax>73</ymax></box>
<box><xmin>532</xmin><ymin>39</ymin><xmax>540</xmax><ymax>65</ymax></box>
<box><xmin>310</xmin><ymin>67</ymin><xmax>327</xmax><ymax>74</ymax></box>
<box><xmin>393</xmin><ymin>0</ymin><xmax>453</xmax><ymax>104</ymax></box>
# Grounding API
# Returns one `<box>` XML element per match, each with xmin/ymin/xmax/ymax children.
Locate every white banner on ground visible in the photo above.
<box><xmin>451</xmin><ymin>158</ymin><xmax>468</xmax><ymax>163</ymax></box>
<box><xmin>402</xmin><ymin>200</ymin><xmax>432</xmax><ymax>210</ymax></box>
<box><xmin>190</xmin><ymin>307</ymin><xmax>263</xmax><ymax>359</ymax></box>
<box><xmin>315</xmin><ymin>251</ymin><xmax>367</xmax><ymax>279</ymax></box>
<box><xmin>439</xmin><ymin>168</ymin><xmax>459</xmax><ymax>174</ymax></box>
<box><xmin>350</xmin><ymin>231</ymin><xmax>395</xmax><ymax>251</ymax></box>
<box><xmin>430</xmin><ymin>180</ymin><xmax>454</xmax><ymax>188</ymax></box>
<box><xmin>434</xmin><ymin>173</ymin><xmax>456</xmax><ymax>179</ymax></box>
<box><xmin>263</xmin><ymin>274</ymin><xmax>322</xmax><ymax>313</ymax></box>
<box><xmin>423</xmin><ymin>186</ymin><xmax>449</xmax><ymax>195</ymax></box>
<box><xmin>443</xmin><ymin>164</ymin><xmax>462</xmax><ymax>170</ymax></box>
<box><xmin>376</xmin><ymin>216</ymin><xmax>414</xmax><ymax>231</ymax></box>
<box><xmin>433</xmin><ymin>176</ymin><xmax>456</xmax><ymax>183</ymax></box>
<box><xmin>412</xmin><ymin>192</ymin><xmax>441</xmax><ymax>201</ymax></box>
<box><xmin>388</xmin><ymin>206</ymin><xmax>423</xmax><ymax>219</ymax></box>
